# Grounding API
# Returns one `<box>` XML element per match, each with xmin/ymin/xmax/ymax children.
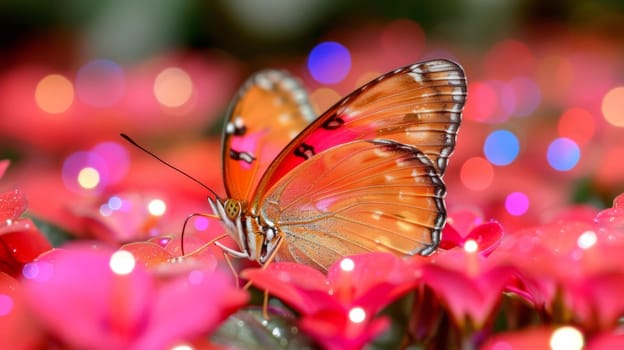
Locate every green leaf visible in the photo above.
<box><xmin>27</xmin><ymin>215</ymin><xmax>75</xmax><ymax>247</ymax></box>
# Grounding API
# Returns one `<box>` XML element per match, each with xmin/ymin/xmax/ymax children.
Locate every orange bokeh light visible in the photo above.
<box><xmin>463</xmin><ymin>81</ymin><xmax>497</xmax><ymax>122</ymax></box>
<box><xmin>460</xmin><ymin>157</ymin><xmax>495</xmax><ymax>191</ymax></box>
<box><xmin>153</xmin><ymin>67</ymin><xmax>193</xmax><ymax>108</ymax></box>
<box><xmin>601</xmin><ymin>86</ymin><xmax>624</xmax><ymax>127</ymax></box>
<box><xmin>557</xmin><ymin>107</ymin><xmax>595</xmax><ymax>146</ymax></box>
<box><xmin>310</xmin><ymin>87</ymin><xmax>340</xmax><ymax>114</ymax></box>
<box><xmin>34</xmin><ymin>74</ymin><xmax>74</xmax><ymax>114</ymax></box>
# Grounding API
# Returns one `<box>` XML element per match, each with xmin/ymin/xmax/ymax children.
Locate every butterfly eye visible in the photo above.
<box><xmin>224</xmin><ymin>199</ymin><xmax>241</xmax><ymax>219</ymax></box>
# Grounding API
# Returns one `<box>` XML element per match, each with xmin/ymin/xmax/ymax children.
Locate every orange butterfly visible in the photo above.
<box><xmin>204</xmin><ymin>59</ymin><xmax>467</xmax><ymax>272</ymax></box>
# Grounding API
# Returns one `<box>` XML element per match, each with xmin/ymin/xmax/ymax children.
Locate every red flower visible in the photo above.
<box><xmin>243</xmin><ymin>253</ymin><xmax>421</xmax><ymax>350</ymax></box>
<box><xmin>0</xmin><ymin>160</ymin><xmax>52</xmax><ymax>278</ymax></box>
<box><xmin>0</xmin><ymin>272</ymin><xmax>46</xmax><ymax>349</ymax></box>
<box><xmin>440</xmin><ymin>209</ymin><xmax>504</xmax><ymax>257</ymax></box>
<box><xmin>21</xmin><ymin>244</ymin><xmax>247</xmax><ymax>349</ymax></box>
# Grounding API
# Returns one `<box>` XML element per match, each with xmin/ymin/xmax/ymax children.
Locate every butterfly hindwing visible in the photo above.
<box><xmin>222</xmin><ymin>70</ymin><xmax>316</xmax><ymax>201</ymax></box>
<box><xmin>250</xmin><ymin>59</ymin><xmax>466</xmax><ymax>207</ymax></box>
<box><xmin>259</xmin><ymin>139</ymin><xmax>446</xmax><ymax>271</ymax></box>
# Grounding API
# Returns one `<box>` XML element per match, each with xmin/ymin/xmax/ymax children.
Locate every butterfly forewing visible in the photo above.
<box><xmin>259</xmin><ymin>139</ymin><xmax>446</xmax><ymax>271</ymax></box>
<box><xmin>222</xmin><ymin>70</ymin><xmax>316</xmax><ymax>201</ymax></box>
<box><xmin>251</xmin><ymin>59</ymin><xmax>466</xmax><ymax>206</ymax></box>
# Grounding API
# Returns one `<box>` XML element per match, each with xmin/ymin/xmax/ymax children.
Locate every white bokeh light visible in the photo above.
<box><xmin>147</xmin><ymin>199</ymin><xmax>167</xmax><ymax>216</ymax></box>
<box><xmin>340</xmin><ymin>257</ymin><xmax>355</xmax><ymax>272</ymax></box>
<box><xmin>109</xmin><ymin>250</ymin><xmax>136</xmax><ymax>275</ymax></box>
<box><xmin>549</xmin><ymin>326</ymin><xmax>584</xmax><ymax>350</ymax></box>
<box><xmin>464</xmin><ymin>239</ymin><xmax>479</xmax><ymax>253</ymax></box>
<box><xmin>348</xmin><ymin>307</ymin><xmax>366</xmax><ymax>323</ymax></box>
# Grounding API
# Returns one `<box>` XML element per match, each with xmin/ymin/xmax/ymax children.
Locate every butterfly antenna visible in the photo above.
<box><xmin>120</xmin><ymin>133</ymin><xmax>219</xmax><ymax>200</ymax></box>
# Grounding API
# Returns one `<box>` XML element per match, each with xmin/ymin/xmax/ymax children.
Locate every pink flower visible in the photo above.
<box><xmin>480</xmin><ymin>326</ymin><xmax>578</xmax><ymax>350</ymax></box>
<box><xmin>495</xmin><ymin>193</ymin><xmax>624</xmax><ymax>330</ymax></box>
<box><xmin>422</xmin><ymin>249</ymin><xmax>517</xmax><ymax>330</ymax></box>
<box><xmin>243</xmin><ymin>253</ymin><xmax>421</xmax><ymax>350</ymax></box>
<box><xmin>21</xmin><ymin>244</ymin><xmax>247</xmax><ymax>349</ymax></box>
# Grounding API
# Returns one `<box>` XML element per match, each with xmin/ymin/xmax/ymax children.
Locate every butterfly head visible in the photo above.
<box><xmin>208</xmin><ymin>197</ymin><xmax>245</xmax><ymax>248</ymax></box>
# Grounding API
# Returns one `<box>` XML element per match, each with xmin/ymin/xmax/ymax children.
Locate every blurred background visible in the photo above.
<box><xmin>1</xmin><ymin>0</ymin><xmax>623</xmax><ymax>242</ymax></box>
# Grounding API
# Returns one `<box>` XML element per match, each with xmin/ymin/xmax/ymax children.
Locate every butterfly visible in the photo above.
<box><xmin>206</xmin><ymin>59</ymin><xmax>466</xmax><ymax>272</ymax></box>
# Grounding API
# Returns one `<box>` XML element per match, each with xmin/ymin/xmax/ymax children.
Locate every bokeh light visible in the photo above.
<box><xmin>310</xmin><ymin>87</ymin><xmax>340</xmax><ymax>113</ymax></box>
<box><xmin>547</xmin><ymin>137</ymin><xmax>580</xmax><ymax>171</ymax></box>
<box><xmin>504</xmin><ymin>192</ymin><xmax>530</xmax><ymax>216</ymax></box>
<box><xmin>109</xmin><ymin>250</ymin><xmax>136</xmax><ymax>275</ymax></box>
<box><xmin>463</xmin><ymin>82</ymin><xmax>497</xmax><ymax>122</ymax></box>
<box><xmin>21</xmin><ymin>261</ymin><xmax>54</xmax><ymax>282</ymax></box>
<box><xmin>460</xmin><ymin>157</ymin><xmax>495</xmax><ymax>191</ymax></box>
<box><xmin>0</xmin><ymin>294</ymin><xmax>13</xmax><ymax>316</ymax></box>
<box><xmin>483</xmin><ymin>130</ymin><xmax>520</xmax><ymax>166</ymax></box>
<box><xmin>500</xmin><ymin>77</ymin><xmax>541</xmax><ymax>117</ymax></box>
<box><xmin>601</xmin><ymin>86</ymin><xmax>624</xmax><ymax>127</ymax></box>
<box><xmin>557</xmin><ymin>108</ymin><xmax>595</xmax><ymax>146</ymax></box>
<box><xmin>153</xmin><ymin>67</ymin><xmax>193</xmax><ymax>108</ymax></box>
<box><xmin>193</xmin><ymin>216</ymin><xmax>210</xmax><ymax>231</ymax></box>
<box><xmin>147</xmin><ymin>198</ymin><xmax>167</xmax><ymax>216</ymax></box>
<box><xmin>170</xmin><ymin>344</ymin><xmax>194</xmax><ymax>350</ymax></box>
<box><xmin>34</xmin><ymin>74</ymin><xmax>74</xmax><ymax>114</ymax></box>
<box><xmin>75</xmin><ymin>59</ymin><xmax>125</xmax><ymax>107</ymax></box>
<box><xmin>307</xmin><ymin>41</ymin><xmax>351</xmax><ymax>84</ymax></box>
<box><xmin>348</xmin><ymin>307</ymin><xmax>366</xmax><ymax>323</ymax></box>
<box><xmin>464</xmin><ymin>239</ymin><xmax>478</xmax><ymax>253</ymax></box>
<box><xmin>339</xmin><ymin>257</ymin><xmax>355</xmax><ymax>272</ymax></box>
<box><xmin>62</xmin><ymin>151</ymin><xmax>109</xmax><ymax>193</ymax></box>
<box><xmin>77</xmin><ymin>167</ymin><xmax>101</xmax><ymax>189</ymax></box>
<box><xmin>549</xmin><ymin>326</ymin><xmax>584</xmax><ymax>350</ymax></box>
<box><xmin>92</xmin><ymin>142</ymin><xmax>130</xmax><ymax>183</ymax></box>
<box><xmin>108</xmin><ymin>195</ymin><xmax>123</xmax><ymax>211</ymax></box>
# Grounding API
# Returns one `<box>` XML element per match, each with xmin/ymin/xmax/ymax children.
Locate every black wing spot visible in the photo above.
<box><xmin>322</xmin><ymin>114</ymin><xmax>345</xmax><ymax>130</ymax></box>
<box><xmin>233</xmin><ymin>124</ymin><xmax>247</xmax><ymax>136</ymax></box>
<box><xmin>225</xmin><ymin>121</ymin><xmax>247</xmax><ymax>136</ymax></box>
<box><xmin>230</xmin><ymin>149</ymin><xmax>256</xmax><ymax>164</ymax></box>
<box><xmin>294</xmin><ymin>143</ymin><xmax>315</xmax><ymax>160</ymax></box>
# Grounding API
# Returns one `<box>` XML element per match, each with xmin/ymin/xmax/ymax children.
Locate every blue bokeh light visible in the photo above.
<box><xmin>547</xmin><ymin>137</ymin><xmax>580</xmax><ymax>171</ymax></box>
<box><xmin>307</xmin><ymin>41</ymin><xmax>351</xmax><ymax>84</ymax></box>
<box><xmin>483</xmin><ymin>130</ymin><xmax>520</xmax><ymax>166</ymax></box>
<box><xmin>75</xmin><ymin>59</ymin><xmax>125</xmax><ymax>107</ymax></box>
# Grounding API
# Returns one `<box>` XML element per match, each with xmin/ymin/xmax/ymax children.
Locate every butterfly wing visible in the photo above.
<box><xmin>222</xmin><ymin>70</ymin><xmax>316</xmax><ymax>201</ymax></box>
<box><xmin>259</xmin><ymin>139</ymin><xmax>446</xmax><ymax>271</ymax></box>
<box><xmin>250</xmin><ymin>59</ymin><xmax>466</xmax><ymax>207</ymax></box>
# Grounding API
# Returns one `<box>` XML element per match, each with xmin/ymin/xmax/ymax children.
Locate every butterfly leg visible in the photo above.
<box><xmin>220</xmin><ymin>250</ymin><xmax>242</xmax><ymax>288</ymax></box>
